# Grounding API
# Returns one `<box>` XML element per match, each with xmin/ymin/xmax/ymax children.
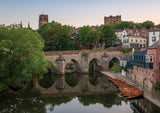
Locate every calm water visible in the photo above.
<box><xmin>0</xmin><ymin>72</ymin><xmax>160</xmax><ymax>113</ymax></box>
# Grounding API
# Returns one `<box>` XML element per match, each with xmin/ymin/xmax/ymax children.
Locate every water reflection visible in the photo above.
<box><xmin>39</xmin><ymin>70</ymin><xmax>55</xmax><ymax>88</ymax></box>
<box><xmin>0</xmin><ymin>72</ymin><xmax>160</xmax><ymax>113</ymax></box>
<box><xmin>35</xmin><ymin>72</ymin><xmax>117</xmax><ymax>95</ymax></box>
<box><xmin>65</xmin><ymin>73</ymin><xmax>80</xmax><ymax>87</ymax></box>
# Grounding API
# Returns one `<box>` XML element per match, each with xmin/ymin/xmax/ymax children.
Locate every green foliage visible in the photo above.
<box><xmin>134</xmin><ymin>23</ymin><xmax>143</xmax><ymax>29</ymax></box>
<box><xmin>89</xmin><ymin>61</ymin><xmax>94</xmax><ymax>75</ymax></box>
<box><xmin>38</xmin><ymin>21</ymin><xmax>78</xmax><ymax>51</ymax></box>
<box><xmin>93</xmin><ymin>47</ymin><xmax>104</xmax><ymax>50</ymax></box>
<box><xmin>82</xmin><ymin>53</ymin><xmax>88</xmax><ymax>57</ymax></box>
<box><xmin>124</xmin><ymin>65</ymin><xmax>129</xmax><ymax>72</ymax></box>
<box><xmin>48</xmin><ymin>60</ymin><xmax>56</xmax><ymax>68</ymax></box>
<box><xmin>65</xmin><ymin>73</ymin><xmax>79</xmax><ymax>87</ymax></box>
<box><xmin>142</xmin><ymin>21</ymin><xmax>155</xmax><ymax>29</ymax></box>
<box><xmin>78</xmin><ymin>94</ymin><xmax>118</xmax><ymax>108</ymax></box>
<box><xmin>122</xmin><ymin>48</ymin><xmax>128</xmax><ymax>54</ymax></box>
<box><xmin>0</xmin><ymin>24</ymin><xmax>48</xmax><ymax>89</ymax></box>
<box><xmin>154</xmin><ymin>82</ymin><xmax>160</xmax><ymax>90</ymax></box>
<box><xmin>110</xmin><ymin>64</ymin><xmax>121</xmax><ymax>73</ymax></box>
<box><xmin>115</xmin><ymin>21</ymin><xmax>135</xmax><ymax>29</ymax></box>
<box><xmin>75</xmin><ymin>26</ymin><xmax>101</xmax><ymax>48</ymax></box>
<box><xmin>98</xmin><ymin>25</ymin><xmax>117</xmax><ymax>48</ymax></box>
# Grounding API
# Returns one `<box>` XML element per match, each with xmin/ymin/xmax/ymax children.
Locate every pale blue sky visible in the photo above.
<box><xmin>0</xmin><ymin>0</ymin><xmax>160</xmax><ymax>29</ymax></box>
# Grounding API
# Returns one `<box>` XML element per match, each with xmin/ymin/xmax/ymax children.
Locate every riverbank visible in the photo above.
<box><xmin>101</xmin><ymin>71</ymin><xmax>160</xmax><ymax>108</ymax></box>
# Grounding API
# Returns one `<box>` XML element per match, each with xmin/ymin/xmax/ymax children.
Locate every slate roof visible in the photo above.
<box><xmin>148</xmin><ymin>41</ymin><xmax>160</xmax><ymax>49</ymax></box>
<box><xmin>149</xmin><ymin>29</ymin><xmax>160</xmax><ymax>32</ymax></box>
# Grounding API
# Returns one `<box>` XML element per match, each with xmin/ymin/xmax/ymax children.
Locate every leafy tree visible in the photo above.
<box><xmin>134</xmin><ymin>23</ymin><xmax>143</xmax><ymax>29</ymax></box>
<box><xmin>75</xmin><ymin>26</ymin><xmax>101</xmax><ymax>49</ymax></box>
<box><xmin>115</xmin><ymin>21</ymin><xmax>135</xmax><ymax>29</ymax></box>
<box><xmin>0</xmin><ymin>24</ymin><xmax>48</xmax><ymax>89</ymax></box>
<box><xmin>38</xmin><ymin>21</ymin><xmax>78</xmax><ymax>51</ymax></box>
<box><xmin>142</xmin><ymin>21</ymin><xmax>155</xmax><ymax>29</ymax></box>
<box><xmin>98</xmin><ymin>25</ymin><xmax>117</xmax><ymax>48</ymax></box>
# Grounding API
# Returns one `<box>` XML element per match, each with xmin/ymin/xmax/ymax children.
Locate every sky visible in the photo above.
<box><xmin>0</xmin><ymin>0</ymin><xmax>160</xmax><ymax>29</ymax></box>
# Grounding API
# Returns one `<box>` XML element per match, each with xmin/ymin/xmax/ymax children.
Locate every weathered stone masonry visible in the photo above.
<box><xmin>45</xmin><ymin>49</ymin><xmax>125</xmax><ymax>74</ymax></box>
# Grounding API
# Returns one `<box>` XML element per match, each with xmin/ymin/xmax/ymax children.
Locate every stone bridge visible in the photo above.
<box><xmin>45</xmin><ymin>48</ymin><xmax>125</xmax><ymax>74</ymax></box>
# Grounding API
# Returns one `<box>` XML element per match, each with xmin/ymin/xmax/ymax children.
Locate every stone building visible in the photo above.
<box><xmin>122</xmin><ymin>36</ymin><xmax>146</xmax><ymax>48</ymax></box>
<box><xmin>104</xmin><ymin>15</ymin><xmax>121</xmax><ymax>25</ymax></box>
<box><xmin>39</xmin><ymin>14</ymin><xmax>48</xmax><ymax>29</ymax></box>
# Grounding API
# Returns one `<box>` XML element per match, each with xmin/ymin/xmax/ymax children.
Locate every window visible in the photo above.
<box><xmin>150</xmin><ymin>56</ymin><xmax>153</xmax><ymax>62</ymax></box>
<box><xmin>142</xmin><ymin>68</ymin><xmax>143</xmax><ymax>73</ymax></box>
<box><xmin>136</xmin><ymin>40</ymin><xmax>137</xmax><ymax>42</ymax></box>
<box><xmin>153</xmin><ymin>32</ymin><xmax>155</xmax><ymax>35</ymax></box>
<box><xmin>144</xmin><ymin>40</ymin><xmax>145</xmax><ymax>42</ymax></box>
<box><xmin>145</xmin><ymin>69</ymin><xmax>146</xmax><ymax>74</ymax></box>
<box><xmin>148</xmin><ymin>70</ymin><xmax>150</xmax><ymax>77</ymax></box>
<box><xmin>152</xmin><ymin>71</ymin><xmax>154</xmax><ymax>78</ymax></box>
<box><xmin>140</xmin><ymin>40</ymin><xmax>142</xmax><ymax>42</ymax></box>
<box><xmin>152</xmin><ymin>37</ymin><xmax>156</xmax><ymax>42</ymax></box>
<box><xmin>145</xmin><ymin>55</ymin><xmax>153</xmax><ymax>63</ymax></box>
<box><xmin>131</xmin><ymin>39</ymin><xmax>133</xmax><ymax>42</ymax></box>
<box><xmin>140</xmin><ymin>44</ymin><xmax>142</xmax><ymax>48</ymax></box>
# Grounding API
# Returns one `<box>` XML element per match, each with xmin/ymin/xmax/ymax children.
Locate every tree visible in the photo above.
<box><xmin>75</xmin><ymin>26</ymin><xmax>101</xmax><ymax>49</ymax></box>
<box><xmin>142</xmin><ymin>21</ymin><xmax>155</xmax><ymax>29</ymax></box>
<box><xmin>0</xmin><ymin>24</ymin><xmax>48</xmax><ymax>89</ymax></box>
<box><xmin>98</xmin><ymin>25</ymin><xmax>117</xmax><ymax>48</ymax></box>
<box><xmin>38</xmin><ymin>21</ymin><xmax>78</xmax><ymax>51</ymax></box>
<box><xmin>115</xmin><ymin>21</ymin><xmax>135</xmax><ymax>30</ymax></box>
<box><xmin>134</xmin><ymin>23</ymin><xmax>143</xmax><ymax>29</ymax></box>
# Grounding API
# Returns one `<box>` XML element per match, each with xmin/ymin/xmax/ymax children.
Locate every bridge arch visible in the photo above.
<box><xmin>65</xmin><ymin>59</ymin><xmax>81</xmax><ymax>73</ymax></box>
<box><xmin>108</xmin><ymin>56</ymin><xmax>121</xmax><ymax>69</ymax></box>
<box><xmin>89</xmin><ymin>58</ymin><xmax>102</xmax><ymax>73</ymax></box>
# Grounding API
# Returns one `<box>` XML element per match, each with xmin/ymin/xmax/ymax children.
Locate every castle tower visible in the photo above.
<box><xmin>39</xmin><ymin>14</ymin><xmax>48</xmax><ymax>29</ymax></box>
<box><xmin>104</xmin><ymin>15</ymin><xmax>121</xmax><ymax>25</ymax></box>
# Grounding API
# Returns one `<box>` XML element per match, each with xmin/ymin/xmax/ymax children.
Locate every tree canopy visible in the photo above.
<box><xmin>142</xmin><ymin>21</ymin><xmax>155</xmax><ymax>29</ymax></box>
<box><xmin>114</xmin><ymin>21</ymin><xmax>135</xmax><ymax>29</ymax></box>
<box><xmin>75</xmin><ymin>26</ymin><xmax>101</xmax><ymax>49</ymax></box>
<box><xmin>0</xmin><ymin>24</ymin><xmax>47</xmax><ymax>89</ymax></box>
<box><xmin>98</xmin><ymin>25</ymin><xmax>117</xmax><ymax>48</ymax></box>
<box><xmin>38</xmin><ymin>21</ymin><xmax>78</xmax><ymax>51</ymax></box>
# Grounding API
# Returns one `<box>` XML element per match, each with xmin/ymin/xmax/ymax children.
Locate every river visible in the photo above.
<box><xmin>0</xmin><ymin>72</ymin><xmax>160</xmax><ymax>113</ymax></box>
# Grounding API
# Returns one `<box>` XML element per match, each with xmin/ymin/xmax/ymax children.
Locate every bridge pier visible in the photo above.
<box><xmin>80</xmin><ymin>53</ymin><xmax>89</xmax><ymax>73</ymax></box>
<box><xmin>55</xmin><ymin>55</ymin><xmax>65</xmax><ymax>74</ymax></box>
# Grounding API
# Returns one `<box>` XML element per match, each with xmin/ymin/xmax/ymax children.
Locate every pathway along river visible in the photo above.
<box><xmin>0</xmin><ymin>71</ymin><xmax>160</xmax><ymax>113</ymax></box>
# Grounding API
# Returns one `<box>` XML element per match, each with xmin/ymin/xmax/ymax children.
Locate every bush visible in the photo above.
<box><xmin>154</xmin><ymin>82</ymin><xmax>160</xmax><ymax>90</ymax></box>
<box><xmin>110</xmin><ymin>66</ymin><xmax>121</xmax><ymax>73</ymax></box>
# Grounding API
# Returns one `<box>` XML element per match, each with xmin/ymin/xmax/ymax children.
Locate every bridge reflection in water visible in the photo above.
<box><xmin>1</xmin><ymin>72</ymin><xmax>160</xmax><ymax>113</ymax></box>
<box><xmin>35</xmin><ymin>71</ymin><xmax>118</xmax><ymax>96</ymax></box>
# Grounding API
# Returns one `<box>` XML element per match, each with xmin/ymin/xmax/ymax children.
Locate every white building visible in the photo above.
<box><xmin>122</xmin><ymin>36</ymin><xmax>146</xmax><ymax>48</ymax></box>
<box><xmin>121</xmin><ymin>30</ymin><xmax>128</xmax><ymax>43</ymax></box>
<box><xmin>148</xmin><ymin>29</ymin><xmax>160</xmax><ymax>46</ymax></box>
<box><xmin>115</xmin><ymin>29</ymin><xmax>123</xmax><ymax>40</ymax></box>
